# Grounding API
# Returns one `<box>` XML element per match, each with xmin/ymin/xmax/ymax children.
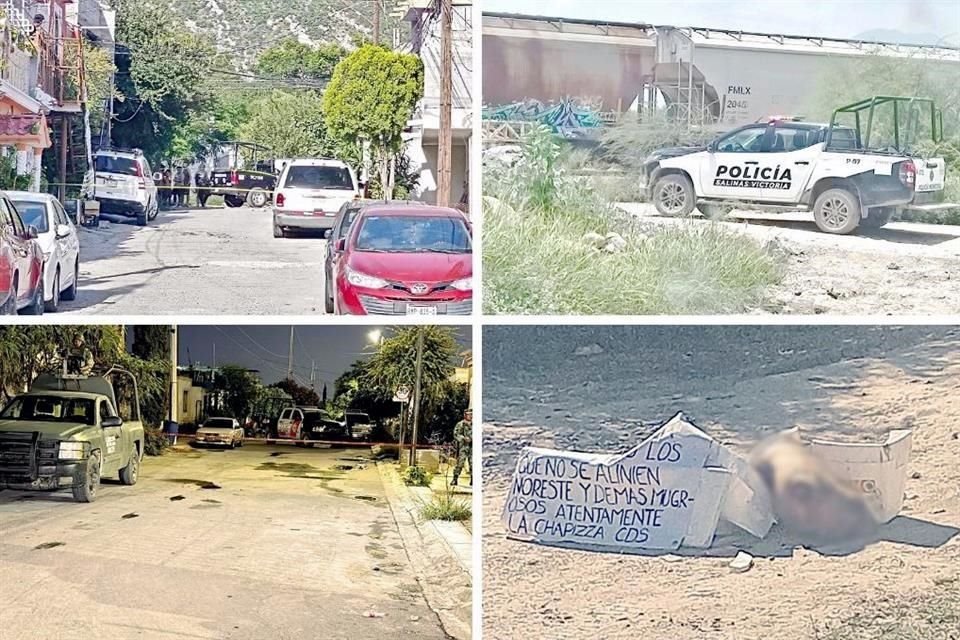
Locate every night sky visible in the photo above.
<box><xmin>176</xmin><ymin>325</ymin><xmax>472</xmax><ymax>389</ymax></box>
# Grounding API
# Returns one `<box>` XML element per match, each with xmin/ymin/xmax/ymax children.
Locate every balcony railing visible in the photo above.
<box><xmin>0</xmin><ymin>14</ymin><xmax>85</xmax><ymax>108</ymax></box>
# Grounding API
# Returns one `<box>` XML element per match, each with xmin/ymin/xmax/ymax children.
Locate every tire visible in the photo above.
<box><xmin>273</xmin><ymin>223</ymin><xmax>284</xmax><ymax>239</ymax></box>
<box><xmin>119</xmin><ymin>447</ymin><xmax>140</xmax><ymax>485</ymax></box>
<box><xmin>224</xmin><ymin>195</ymin><xmax>245</xmax><ymax>208</ymax></box>
<box><xmin>147</xmin><ymin>199</ymin><xmax>159</xmax><ymax>221</ymax></box>
<box><xmin>237</xmin><ymin>436</ymin><xmax>243</xmax><ymax>448</ymax></box>
<box><xmin>44</xmin><ymin>270</ymin><xmax>60</xmax><ymax>313</ymax></box>
<box><xmin>813</xmin><ymin>188</ymin><xmax>861</xmax><ymax>235</ymax></box>
<box><xmin>324</xmin><ymin>281</ymin><xmax>334</xmax><ymax>314</ymax></box>
<box><xmin>860</xmin><ymin>206</ymin><xmax>895</xmax><ymax>230</ymax></box>
<box><xmin>136</xmin><ymin>209</ymin><xmax>148</xmax><ymax>226</ymax></box>
<box><xmin>72</xmin><ymin>451</ymin><xmax>101</xmax><ymax>503</ymax></box>
<box><xmin>62</xmin><ymin>261</ymin><xmax>79</xmax><ymax>301</ymax></box>
<box><xmin>652</xmin><ymin>174</ymin><xmax>697</xmax><ymax>217</ymax></box>
<box><xmin>1</xmin><ymin>279</ymin><xmax>16</xmax><ymax>315</ymax></box>
<box><xmin>20</xmin><ymin>278</ymin><xmax>43</xmax><ymax>315</ymax></box>
<box><xmin>247</xmin><ymin>188</ymin><xmax>268</xmax><ymax>208</ymax></box>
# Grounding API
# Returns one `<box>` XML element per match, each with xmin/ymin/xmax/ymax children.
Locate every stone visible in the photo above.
<box><xmin>729</xmin><ymin>551</ymin><xmax>754</xmax><ymax>573</ymax></box>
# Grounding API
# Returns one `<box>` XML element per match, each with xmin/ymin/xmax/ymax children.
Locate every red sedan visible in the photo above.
<box><xmin>0</xmin><ymin>192</ymin><xmax>45</xmax><ymax>315</ymax></box>
<box><xmin>333</xmin><ymin>204</ymin><xmax>472</xmax><ymax>315</ymax></box>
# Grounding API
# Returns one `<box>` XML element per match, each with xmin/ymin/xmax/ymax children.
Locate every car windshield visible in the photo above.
<box><xmin>355</xmin><ymin>215</ymin><xmax>472</xmax><ymax>253</ymax></box>
<box><xmin>10</xmin><ymin>201</ymin><xmax>49</xmax><ymax>233</ymax></box>
<box><xmin>203</xmin><ymin>418</ymin><xmax>234</xmax><ymax>429</ymax></box>
<box><xmin>346</xmin><ymin>413</ymin><xmax>370</xmax><ymax>426</ymax></box>
<box><xmin>0</xmin><ymin>396</ymin><xmax>96</xmax><ymax>426</ymax></box>
<box><xmin>284</xmin><ymin>166</ymin><xmax>354</xmax><ymax>190</ymax></box>
<box><xmin>95</xmin><ymin>155</ymin><xmax>139</xmax><ymax>176</ymax></box>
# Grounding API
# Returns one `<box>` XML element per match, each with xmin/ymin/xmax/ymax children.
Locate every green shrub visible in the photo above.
<box><xmin>402</xmin><ymin>465</ymin><xmax>432</xmax><ymax>487</ymax></box>
<box><xmin>143</xmin><ymin>426</ymin><xmax>169</xmax><ymax>456</ymax></box>
<box><xmin>420</xmin><ymin>493</ymin><xmax>471</xmax><ymax>522</ymax></box>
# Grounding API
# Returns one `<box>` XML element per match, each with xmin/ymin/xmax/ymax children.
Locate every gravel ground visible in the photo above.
<box><xmin>617</xmin><ymin>204</ymin><xmax>960</xmax><ymax>315</ymax></box>
<box><xmin>482</xmin><ymin>325</ymin><xmax>960</xmax><ymax>640</ymax></box>
<box><xmin>58</xmin><ymin>205</ymin><xmax>328</xmax><ymax>316</ymax></box>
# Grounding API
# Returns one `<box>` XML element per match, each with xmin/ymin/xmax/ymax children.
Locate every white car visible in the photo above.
<box><xmin>642</xmin><ymin>114</ymin><xmax>945</xmax><ymax>234</ymax></box>
<box><xmin>272</xmin><ymin>158</ymin><xmax>360</xmax><ymax>238</ymax></box>
<box><xmin>193</xmin><ymin>417</ymin><xmax>244</xmax><ymax>448</ymax></box>
<box><xmin>90</xmin><ymin>148</ymin><xmax>159</xmax><ymax>226</ymax></box>
<box><xmin>7</xmin><ymin>192</ymin><xmax>80</xmax><ymax>312</ymax></box>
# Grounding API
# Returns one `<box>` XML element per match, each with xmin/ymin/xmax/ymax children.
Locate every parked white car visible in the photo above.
<box><xmin>193</xmin><ymin>417</ymin><xmax>245</xmax><ymax>448</ymax></box>
<box><xmin>90</xmin><ymin>148</ymin><xmax>159</xmax><ymax>226</ymax></box>
<box><xmin>7</xmin><ymin>191</ymin><xmax>80</xmax><ymax>312</ymax></box>
<box><xmin>272</xmin><ymin>158</ymin><xmax>360</xmax><ymax>238</ymax></box>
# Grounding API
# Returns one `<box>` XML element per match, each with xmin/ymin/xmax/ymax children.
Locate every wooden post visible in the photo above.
<box><xmin>436</xmin><ymin>0</ymin><xmax>453</xmax><ymax>207</ymax></box>
<box><xmin>373</xmin><ymin>0</ymin><xmax>381</xmax><ymax>45</ymax></box>
<box><xmin>58</xmin><ymin>117</ymin><xmax>69</xmax><ymax>201</ymax></box>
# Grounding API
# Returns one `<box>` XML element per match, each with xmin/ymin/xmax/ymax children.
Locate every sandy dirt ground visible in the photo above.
<box><xmin>618</xmin><ymin>203</ymin><xmax>960</xmax><ymax>315</ymax></box>
<box><xmin>58</xmin><ymin>205</ymin><xmax>328</xmax><ymax>316</ymax></box>
<box><xmin>482</xmin><ymin>326</ymin><xmax>960</xmax><ymax>640</ymax></box>
<box><xmin>0</xmin><ymin>444</ymin><xmax>449</xmax><ymax>640</ymax></box>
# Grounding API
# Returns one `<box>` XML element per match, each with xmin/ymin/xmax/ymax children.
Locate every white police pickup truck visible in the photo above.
<box><xmin>641</xmin><ymin>96</ymin><xmax>946</xmax><ymax>234</ymax></box>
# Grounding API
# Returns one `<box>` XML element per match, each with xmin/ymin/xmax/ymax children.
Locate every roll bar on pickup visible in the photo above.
<box><xmin>826</xmin><ymin>95</ymin><xmax>944</xmax><ymax>151</ymax></box>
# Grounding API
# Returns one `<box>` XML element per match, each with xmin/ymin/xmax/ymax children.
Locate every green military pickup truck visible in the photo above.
<box><xmin>0</xmin><ymin>368</ymin><xmax>144</xmax><ymax>503</ymax></box>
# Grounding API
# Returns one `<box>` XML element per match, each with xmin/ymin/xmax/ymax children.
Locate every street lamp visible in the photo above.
<box><xmin>367</xmin><ymin>329</ymin><xmax>382</xmax><ymax>344</ymax></box>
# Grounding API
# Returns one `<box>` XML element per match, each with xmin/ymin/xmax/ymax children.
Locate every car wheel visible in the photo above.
<box><xmin>273</xmin><ymin>223</ymin><xmax>284</xmax><ymax>238</ymax></box>
<box><xmin>860</xmin><ymin>206</ymin><xmax>895</xmax><ymax>230</ymax></box>
<box><xmin>136</xmin><ymin>208</ymin><xmax>148</xmax><ymax>226</ymax></box>
<box><xmin>813</xmin><ymin>188</ymin><xmax>861</xmax><ymax>235</ymax></box>
<box><xmin>72</xmin><ymin>451</ymin><xmax>101</xmax><ymax>503</ymax></box>
<box><xmin>247</xmin><ymin>188</ymin><xmax>268</xmax><ymax>208</ymax></box>
<box><xmin>1</xmin><ymin>278</ymin><xmax>16</xmax><ymax>315</ymax></box>
<box><xmin>44</xmin><ymin>270</ymin><xmax>60</xmax><ymax>313</ymax></box>
<box><xmin>119</xmin><ymin>448</ymin><xmax>140</xmax><ymax>485</ymax></box>
<box><xmin>653</xmin><ymin>174</ymin><xmax>696</xmax><ymax>217</ymax></box>
<box><xmin>148</xmin><ymin>199</ymin><xmax>159</xmax><ymax>221</ymax></box>
<box><xmin>20</xmin><ymin>278</ymin><xmax>43</xmax><ymax>315</ymax></box>
<box><xmin>325</xmin><ymin>282</ymin><xmax>334</xmax><ymax>314</ymax></box>
<box><xmin>62</xmin><ymin>260</ymin><xmax>79</xmax><ymax>301</ymax></box>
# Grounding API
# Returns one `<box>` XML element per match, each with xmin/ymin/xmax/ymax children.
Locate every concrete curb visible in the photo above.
<box><xmin>377</xmin><ymin>461</ymin><xmax>473</xmax><ymax>640</ymax></box>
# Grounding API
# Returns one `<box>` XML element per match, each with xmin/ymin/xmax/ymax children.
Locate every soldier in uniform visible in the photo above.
<box><xmin>451</xmin><ymin>408</ymin><xmax>472</xmax><ymax>486</ymax></box>
<box><xmin>65</xmin><ymin>334</ymin><xmax>94</xmax><ymax>376</ymax></box>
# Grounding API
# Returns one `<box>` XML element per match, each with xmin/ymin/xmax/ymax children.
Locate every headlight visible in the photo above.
<box><xmin>450</xmin><ymin>277</ymin><xmax>472</xmax><ymax>292</ymax></box>
<box><xmin>345</xmin><ymin>267</ymin><xmax>389</xmax><ymax>289</ymax></box>
<box><xmin>58</xmin><ymin>442</ymin><xmax>86</xmax><ymax>460</ymax></box>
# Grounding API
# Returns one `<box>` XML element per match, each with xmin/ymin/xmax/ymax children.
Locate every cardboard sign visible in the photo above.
<box><xmin>502</xmin><ymin>413</ymin><xmax>771</xmax><ymax>551</ymax></box>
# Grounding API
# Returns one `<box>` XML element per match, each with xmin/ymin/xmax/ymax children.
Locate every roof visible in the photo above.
<box><xmin>6</xmin><ymin>190</ymin><xmax>58</xmax><ymax>202</ymax></box>
<box><xmin>20</xmin><ymin>390</ymin><xmax>103</xmax><ymax>400</ymax></box>
<box><xmin>283</xmin><ymin>158</ymin><xmax>351</xmax><ymax>167</ymax></box>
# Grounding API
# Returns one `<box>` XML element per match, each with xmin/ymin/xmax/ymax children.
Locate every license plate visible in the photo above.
<box><xmin>916</xmin><ymin>182</ymin><xmax>943</xmax><ymax>193</ymax></box>
<box><xmin>407</xmin><ymin>305</ymin><xmax>437</xmax><ymax>316</ymax></box>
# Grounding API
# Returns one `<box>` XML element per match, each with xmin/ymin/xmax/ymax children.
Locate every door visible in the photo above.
<box><xmin>100</xmin><ymin>399</ymin><xmax>124</xmax><ymax>474</ymax></box>
<box><xmin>3</xmin><ymin>202</ymin><xmax>35</xmax><ymax>304</ymax></box>
<box><xmin>757</xmin><ymin>125</ymin><xmax>821</xmax><ymax>203</ymax></box>
<box><xmin>0</xmin><ymin>202</ymin><xmax>15</xmax><ymax>295</ymax></box>
<box><xmin>277</xmin><ymin>408</ymin><xmax>303</xmax><ymax>439</ymax></box>
<box><xmin>700</xmin><ymin>125</ymin><xmax>773</xmax><ymax>200</ymax></box>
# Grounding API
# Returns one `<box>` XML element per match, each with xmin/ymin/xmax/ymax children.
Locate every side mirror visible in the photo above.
<box><xmin>102</xmin><ymin>416</ymin><xmax>123</xmax><ymax>428</ymax></box>
<box><xmin>26</xmin><ymin>225</ymin><xmax>39</xmax><ymax>239</ymax></box>
<box><xmin>336</xmin><ymin>238</ymin><xmax>346</xmax><ymax>252</ymax></box>
<box><xmin>707</xmin><ymin>141</ymin><xmax>717</xmax><ymax>153</ymax></box>
<box><xmin>323</xmin><ymin>229</ymin><xmax>332</xmax><ymax>239</ymax></box>
<box><xmin>56</xmin><ymin>224</ymin><xmax>72</xmax><ymax>238</ymax></box>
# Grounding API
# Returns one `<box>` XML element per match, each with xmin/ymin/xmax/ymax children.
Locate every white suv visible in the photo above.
<box><xmin>89</xmin><ymin>149</ymin><xmax>159</xmax><ymax>226</ymax></box>
<box><xmin>272</xmin><ymin>159</ymin><xmax>360</xmax><ymax>238</ymax></box>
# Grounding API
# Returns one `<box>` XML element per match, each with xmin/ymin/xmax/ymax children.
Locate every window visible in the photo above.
<box><xmin>768</xmin><ymin>127</ymin><xmax>819</xmax><ymax>152</ymax></box>
<box><xmin>10</xmin><ymin>201</ymin><xmax>49</xmax><ymax>234</ymax></box>
<box><xmin>716</xmin><ymin>126</ymin><xmax>768</xmax><ymax>153</ymax></box>
<box><xmin>0</xmin><ymin>198</ymin><xmax>13</xmax><ymax>227</ymax></box>
<box><xmin>94</xmin><ymin>155</ymin><xmax>140</xmax><ymax>176</ymax></box>
<box><xmin>284</xmin><ymin>165</ymin><xmax>354</xmax><ymax>190</ymax></box>
<box><xmin>8</xmin><ymin>206</ymin><xmax>25</xmax><ymax>236</ymax></box>
<box><xmin>338</xmin><ymin>206</ymin><xmax>364</xmax><ymax>240</ymax></box>
<box><xmin>100</xmin><ymin>400</ymin><xmax>116</xmax><ymax>422</ymax></box>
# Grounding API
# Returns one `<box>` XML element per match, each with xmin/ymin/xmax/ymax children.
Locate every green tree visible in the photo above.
<box><xmin>256</xmin><ymin>39</ymin><xmax>347</xmax><ymax>81</ymax></box>
<box><xmin>239</xmin><ymin>90</ymin><xmax>343</xmax><ymax>159</ymax></box>
<box><xmin>323</xmin><ymin>44</ymin><xmax>424</xmax><ymax>198</ymax></box>
<box><xmin>214</xmin><ymin>365</ymin><xmax>262</xmax><ymax>421</ymax></box>
<box><xmin>111</xmin><ymin>0</ymin><xmax>217</xmax><ymax>163</ymax></box>
<box><xmin>269</xmin><ymin>378</ymin><xmax>320</xmax><ymax>407</ymax></box>
<box><xmin>131</xmin><ymin>326</ymin><xmax>169</xmax><ymax>361</ymax></box>
<box><xmin>329</xmin><ymin>359</ymin><xmax>398</xmax><ymax>422</ymax></box>
<box><xmin>422</xmin><ymin>379</ymin><xmax>469</xmax><ymax>443</ymax></box>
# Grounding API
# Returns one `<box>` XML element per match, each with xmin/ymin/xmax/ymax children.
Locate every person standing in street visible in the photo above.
<box><xmin>451</xmin><ymin>408</ymin><xmax>472</xmax><ymax>486</ymax></box>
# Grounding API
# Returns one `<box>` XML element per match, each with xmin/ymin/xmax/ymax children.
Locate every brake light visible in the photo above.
<box><xmin>134</xmin><ymin>163</ymin><xmax>143</xmax><ymax>177</ymax></box>
<box><xmin>898</xmin><ymin>160</ymin><xmax>916</xmax><ymax>188</ymax></box>
<box><xmin>276</xmin><ymin>193</ymin><xmax>285</xmax><ymax>207</ymax></box>
<box><xmin>230</xmin><ymin>170</ymin><xmax>239</xmax><ymax>186</ymax></box>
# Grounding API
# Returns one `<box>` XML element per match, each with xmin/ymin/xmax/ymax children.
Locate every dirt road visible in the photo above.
<box><xmin>0</xmin><ymin>445</ymin><xmax>449</xmax><ymax>640</ymax></box>
<box><xmin>618</xmin><ymin>203</ymin><xmax>960</xmax><ymax>315</ymax></box>
<box><xmin>482</xmin><ymin>325</ymin><xmax>960</xmax><ymax>640</ymax></box>
<box><xmin>59</xmin><ymin>206</ymin><xmax>328</xmax><ymax>315</ymax></box>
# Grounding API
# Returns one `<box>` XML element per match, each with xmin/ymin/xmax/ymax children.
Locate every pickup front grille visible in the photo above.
<box><xmin>0</xmin><ymin>431</ymin><xmax>41</xmax><ymax>477</ymax></box>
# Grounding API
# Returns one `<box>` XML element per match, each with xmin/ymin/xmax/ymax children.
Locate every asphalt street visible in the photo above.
<box><xmin>0</xmin><ymin>444</ymin><xmax>449</xmax><ymax>640</ymax></box>
<box><xmin>58</xmin><ymin>205</ymin><xmax>329</xmax><ymax>315</ymax></box>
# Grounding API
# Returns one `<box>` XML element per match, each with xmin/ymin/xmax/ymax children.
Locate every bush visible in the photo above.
<box><xmin>143</xmin><ymin>426</ymin><xmax>169</xmax><ymax>456</ymax></box>
<box><xmin>482</xmin><ymin>126</ymin><xmax>783</xmax><ymax>315</ymax></box>
<box><xmin>402</xmin><ymin>465</ymin><xmax>432</xmax><ymax>487</ymax></box>
<box><xmin>420</xmin><ymin>493</ymin><xmax>471</xmax><ymax>522</ymax></box>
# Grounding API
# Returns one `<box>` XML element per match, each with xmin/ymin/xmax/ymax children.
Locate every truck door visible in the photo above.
<box><xmin>700</xmin><ymin>125</ymin><xmax>773</xmax><ymax>200</ymax></box>
<box><xmin>277</xmin><ymin>408</ymin><xmax>303</xmax><ymax>439</ymax></box>
<box><xmin>758</xmin><ymin>125</ymin><xmax>820</xmax><ymax>203</ymax></box>
<box><xmin>99</xmin><ymin>399</ymin><xmax>123</xmax><ymax>474</ymax></box>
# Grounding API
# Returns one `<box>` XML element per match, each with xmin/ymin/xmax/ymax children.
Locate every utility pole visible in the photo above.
<box><xmin>373</xmin><ymin>0</ymin><xmax>381</xmax><ymax>45</ymax></box>
<box><xmin>310</xmin><ymin>360</ymin><xmax>316</xmax><ymax>395</ymax></box>
<box><xmin>169</xmin><ymin>325</ymin><xmax>178</xmax><ymax>444</ymax></box>
<box><xmin>437</xmin><ymin>0</ymin><xmax>454</xmax><ymax>207</ymax></box>
<box><xmin>212</xmin><ymin>343</ymin><xmax>216</xmax><ymax>369</ymax></box>
<box><xmin>408</xmin><ymin>328</ymin><xmax>425</xmax><ymax>466</ymax></box>
<box><xmin>287</xmin><ymin>326</ymin><xmax>294</xmax><ymax>380</ymax></box>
